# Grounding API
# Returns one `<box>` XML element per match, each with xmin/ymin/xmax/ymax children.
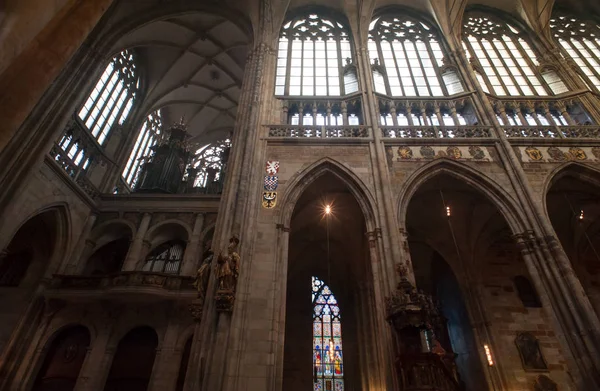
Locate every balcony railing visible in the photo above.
<box><xmin>48</xmin><ymin>143</ymin><xmax>100</xmax><ymax>198</ymax></box>
<box><xmin>267</xmin><ymin>125</ymin><xmax>370</xmax><ymax>138</ymax></box>
<box><xmin>503</xmin><ymin>126</ymin><xmax>600</xmax><ymax>139</ymax></box>
<box><xmin>381</xmin><ymin>126</ymin><xmax>494</xmax><ymax>139</ymax></box>
<box><xmin>47</xmin><ymin>272</ymin><xmax>195</xmax><ymax>294</ymax></box>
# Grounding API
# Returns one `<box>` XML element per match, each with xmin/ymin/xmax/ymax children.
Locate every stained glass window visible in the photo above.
<box><xmin>463</xmin><ymin>13</ymin><xmax>567</xmax><ymax>96</ymax></box>
<box><xmin>550</xmin><ymin>13</ymin><xmax>600</xmax><ymax>92</ymax></box>
<box><xmin>312</xmin><ymin>276</ymin><xmax>344</xmax><ymax>391</ymax></box>
<box><xmin>368</xmin><ymin>15</ymin><xmax>464</xmax><ymax>97</ymax></box>
<box><xmin>275</xmin><ymin>14</ymin><xmax>356</xmax><ymax>96</ymax></box>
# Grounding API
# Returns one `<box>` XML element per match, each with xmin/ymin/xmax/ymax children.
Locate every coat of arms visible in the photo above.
<box><xmin>397</xmin><ymin>146</ymin><xmax>413</xmax><ymax>160</ymax></box>
<box><xmin>266</xmin><ymin>161</ymin><xmax>280</xmax><ymax>175</ymax></box>
<box><xmin>262</xmin><ymin>192</ymin><xmax>277</xmax><ymax>209</ymax></box>
<box><xmin>525</xmin><ymin>146</ymin><xmax>543</xmax><ymax>161</ymax></box>
<box><xmin>446</xmin><ymin>146</ymin><xmax>462</xmax><ymax>159</ymax></box>
<box><xmin>264</xmin><ymin>176</ymin><xmax>278</xmax><ymax>191</ymax></box>
<box><xmin>568</xmin><ymin>147</ymin><xmax>587</xmax><ymax>161</ymax></box>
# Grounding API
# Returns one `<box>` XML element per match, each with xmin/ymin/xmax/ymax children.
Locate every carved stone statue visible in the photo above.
<box><xmin>216</xmin><ymin>236</ymin><xmax>240</xmax><ymax>291</ymax></box>
<box><xmin>192</xmin><ymin>241</ymin><xmax>213</xmax><ymax>300</ymax></box>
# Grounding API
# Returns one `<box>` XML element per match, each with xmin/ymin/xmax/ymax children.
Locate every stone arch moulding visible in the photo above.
<box><xmin>542</xmin><ymin>162</ymin><xmax>600</xmax><ymax>216</ymax></box>
<box><xmin>89</xmin><ymin>219</ymin><xmax>136</xmax><ymax>247</ymax></box>
<box><xmin>277</xmin><ymin>157</ymin><xmax>378</xmax><ymax>231</ymax></box>
<box><xmin>41</xmin><ymin>322</ymin><xmax>96</xmax><ymax>352</ymax></box>
<box><xmin>397</xmin><ymin>158</ymin><xmax>526</xmax><ymax>234</ymax></box>
<box><xmin>106</xmin><ymin>324</ymin><xmax>164</xmax><ymax>352</ymax></box>
<box><xmin>145</xmin><ymin>219</ymin><xmax>193</xmax><ymax>244</ymax></box>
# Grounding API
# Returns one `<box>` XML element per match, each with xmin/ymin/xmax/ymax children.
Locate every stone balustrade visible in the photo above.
<box><xmin>381</xmin><ymin>126</ymin><xmax>494</xmax><ymax>139</ymax></box>
<box><xmin>46</xmin><ymin>271</ymin><xmax>196</xmax><ymax>295</ymax></box>
<box><xmin>503</xmin><ymin>126</ymin><xmax>600</xmax><ymax>139</ymax></box>
<box><xmin>267</xmin><ymin>125</ymin><xmax>370</xmax><ymax>138</ymax></box>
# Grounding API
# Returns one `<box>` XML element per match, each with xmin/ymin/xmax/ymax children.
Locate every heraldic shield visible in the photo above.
<box><xmin>264</xmin><ymin>176</ymin><xmax>278</xmax><ymax>191</ymax></box>
<box><xmin>262</xmin><ymin>192</ymin><xmax>277</xmax><ymax>209</ymax></box>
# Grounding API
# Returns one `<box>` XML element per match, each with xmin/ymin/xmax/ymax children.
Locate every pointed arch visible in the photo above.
<box><xmin>544</xmin><ymin>162</ymin><xmax>600</xmax><ymax>197</ymax></box>
<box><xmin>278</xmin><ymin>158</ymin><xmax>377</xmax><ymax>231</ymax></box>
<box><xmin>397</xmin><ymin>158</ymin><xmax>525</xmax><ymax>234</ymax></box>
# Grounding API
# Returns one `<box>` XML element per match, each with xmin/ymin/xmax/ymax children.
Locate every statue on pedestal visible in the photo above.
<box><xmin>192</xmin><ymin>241</ymin><xmax>213</xmax><ymax>300</ymax></box>
<box><xmin>215</xmin><ymin>236</ymin><xmax>240</xmax><ymax>312</ymax></box>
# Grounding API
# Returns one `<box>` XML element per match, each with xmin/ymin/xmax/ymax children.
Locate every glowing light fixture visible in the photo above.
<box><xmin>446</xmin><ymin>206</ymin><xmax>451</xmax><ymax>217</ymax></box>
<box><xmin>325</xmin><ymin>204</ymin><xmax>332</xmax><ymax>215</ymax></box>
<box><xmin>579</xmin><ymin>210</ymin><xmax>584</xmax><ymax>220</ymax></box>
<box><xmin>484</xmin><ymin>344</ymin><xmax>494</xmax><ymax>366</ymax></box>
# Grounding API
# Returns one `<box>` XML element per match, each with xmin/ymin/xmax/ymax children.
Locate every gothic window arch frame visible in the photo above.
<box><xmin>462</xmin><ymin>7</ymin><xmax>567</xmax><ymax>97</ymax></box>
<box><xmin>275</xmin><ymin>7</ymin><xmax>358</xmax><ymax>97</ymax></box>
<box><xmin>550</xmin><ymin>10</ymin><xmax>600</xmax><ymax>93</ymax></box>
<box><xmin>189</xmin><ymin>138</ymin><xmax>232</xmax><ymax>191</ymax></box>
<box><xmin>368</xmin><ymin>8</ymin><xmax>464</xmax><ymax>97</ymax></box>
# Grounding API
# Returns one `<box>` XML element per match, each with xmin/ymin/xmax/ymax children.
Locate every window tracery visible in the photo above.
<box><xmin>368</xmin><ymin>15</ymin><xmax>463</xmax><ymax>97</ymax></box>
<box><xmin>187</xmin><ymin>139</ymin><xmax>231</xmax><ymax>193</ymax></box>
<box><xmin>54</xmin><ymin>50</ymin><xmax>140</xmax><ymax>176</ymax></box>
<box><xmin>275</xmin><ymin>13</ymin><xmax>355</xmax><ymax>96</ymax></box>
<box><xmin>142</xmin><ymin>241</ymin><xmax>185</xmax><ymax>274</ymax></box>
<box><xmin>463</xmin><ymin>14</ymin><xmax>567</xmax><ymax>96</ymax></box>
<box><xmin>123</xmin><ymin>110</ymin><xmax>163</xmax><ymax>188</ymax></box>
<box><xmin>312</xmin><ymin>276</ymin><xmax>344</xmax><ymax>391</ymax></box>
<box><xmin>550</xmin><ymin>13</ymin><xmax>600</xmax><ymax>92</ymax></box>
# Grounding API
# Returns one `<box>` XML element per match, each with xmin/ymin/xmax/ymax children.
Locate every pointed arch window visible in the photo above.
<box><xmin>186</xmin><ymin>139</ymin><xmax>231</xmax><ymax>194</ymax></box>
<box><xmin>368</xmin><ymin>15</ymin><xmax>463</xmax><ymax>97</ymax></box>
<box><xmin>123</xmin><ymin>110</ymin><xmax>163</xmax><ymax>188</ymax></box>
<box><xmin>78</xmin><ymin>50</ymin><xmax>139</xmax><ymax>144</ymax></box>
<box><xmin>312</xmin><ymin>276</ymin><xmax>344</xmax><ymax>390</ymax></box>
<box><xmin>275</xmin><ymin>14</ymin><xmax>355</xmax><ymax>96</ymax></box>
<box><xmin>463</xmin><ymin>13</ymin><xmax>567</xmax><ymax>96</ymax></box>
<box><xmin>550</xmin><ymin>13</ymin><xmax>600</xmax><ymax>92</ymax></box>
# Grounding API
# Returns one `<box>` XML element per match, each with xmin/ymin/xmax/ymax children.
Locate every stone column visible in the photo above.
<box><xmin>181</xmin><ymin>213</ymin><xmax>205</xmax><ymax>276</ymax></box>
<box><xmin>64</xmin><ymin>213</ymin><xmax>98</xmax><ymax>275</ymax></box>
<box><xmin>0</xmin><ymin>0</ymin><xmax>116</xmax><ymax>153</ymax></box>
<box><xmin>148</xmin><ymin>321</ymin><xmax>181</xmax><ymax>391</ymax></box>
<box><xmin>122</xmin><ymin>213</ymin><xmax>152</xmax><ymax>271</ymax></box>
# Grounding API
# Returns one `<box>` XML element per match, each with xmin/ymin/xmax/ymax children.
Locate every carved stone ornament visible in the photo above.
<box><xmin>420</xmin><ymin>146</ymin><xmax>435</xmax><ymax>159</ymax></box>
<box><xmin>446</xmin><ymin>146</ymin><xmax>462</xmax><ymax>159</ymax></box>
<box><xmin>568</xmin><ymin>147</ymin><xmax>586</xmax><ymax>161</ymax></box>
<box><xmin>398</xmin><ymin>146</ymin><xmax>413</xmax><ymax>160</ymax></box>
<box><xmin>525</xmin><ymin>146</ymin><xmax>543</xmax><ymax>161</ymax></box>
<box><xmin>592</xmin><ymin>147</ymin><xmax>600</xmax><ymax>160</ymax></box>
<box><xmin>534</xmin><ymin>375</ymin><xmax>558</xmax><ymax>391</ymax></box>
<box><xmin>468</xmin><ymin>146</ymin><xmax>485</xmax><ymax>160</ymax></box>
<box><xmin>515</xmin><ymin>332</ymin><xmax>548</xmax><ymax>371</ymax></box>
<box><xmin>215</xmin><ymin>289</ymin><xmax>235</xmax><ymax>312</ymax></box>
<box><xmin>189</xmin><ymin>299</ymin><xmax>204</xmax><ymax>321</ymax></box>
<box><xmin>547</xmin><ymin>147</ymin><xmax>567</xmax><ymax>161</ymax></box>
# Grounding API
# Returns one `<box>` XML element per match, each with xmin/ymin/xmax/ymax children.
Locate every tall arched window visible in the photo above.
<box><xmin>78</xmin><ymin>50</ymin><xmax>139</xmax><ymax>144</ymax></box>
<box><xmin>368</xmin><ymin>15</ymin><xmax>464</xmax><ymax>97</ymax></box>
<box><xmin>275</xmin><ymin>13</ymin><xmax>356</xmax><ymax>96</ymax></box>
<box><xmin>550</xmin><ymin>13</ymin><xmax>600</xmax><ymax>92</ymax></box>
<box><xmin>123</xmin><ymin>110</ymin><xmax>163</xmax><ymax>188</ymax></box>
<box><xmin>54</xmin><ymin>50</ymin><xmax>140</xmax><ymax>174</ymax></box>
<box><xmin>312</xmin><ymin>276</ymin><xmax>344</xmax><ymax>390</ymax></box>
<box><xmin>463</xmin><ymin>13</ymin><xmax>567</xmax><ymax>96</ymax></box>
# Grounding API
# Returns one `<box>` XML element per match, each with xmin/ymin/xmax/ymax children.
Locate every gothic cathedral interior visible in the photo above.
<box><xmin>1</xmin><ymin>0</ymin><xmax>600</xmax><ymax>390</ymax></box>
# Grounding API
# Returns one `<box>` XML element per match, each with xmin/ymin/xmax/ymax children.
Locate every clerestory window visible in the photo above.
<box><xmin>78</xmin><ymin>50</ymin><xmax>139</xmax><ymax>145</ymax></box>
<box><xmin>188</xmin><ymin>139</ymin><xmax>231</xmax><ymax>194</ymax></box>
<box><xmin>368</xmin><ymin>15</ymin><xmax>464</xmax><ymax>97</ymax></box>
<box><xmin>312</xmin><ymin>276</ymin><xmax>344</xmax><ymax>391</ymax></box>
<box><xmin>123</xmin><ymin>110</ymin><xmax>163</xmax><ymax>188</ymax></box>
<box><xmin>275</xmin><ymin>13</ymin><xmax>356</xmax><ymax>96</ymax></box>
<box><xmin>550</xmin><ymin>13</ymin><xmax>600</xmax><ymax>93</ymax></box>
<box><xmin>463</xmin><ymin>13</ymin><xmax>567</xmax><ymax>96</ymax></box>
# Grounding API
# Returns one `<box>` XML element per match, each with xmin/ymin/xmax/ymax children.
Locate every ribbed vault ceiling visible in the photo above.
<box><xmin>110</xmin><ymin>12</ymin><xmax>250</xmax><ymax>143</ymax></box>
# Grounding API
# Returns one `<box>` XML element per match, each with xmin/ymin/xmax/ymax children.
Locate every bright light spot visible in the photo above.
<box><xmin>325</xmin><ymin>205</ymin><xmax>332</xmax><ymax>215</ymax></box>
<box><xmin>484</xmin><ymin>344</ymin><xmax>494</xmax><ymax>366</ymax></box>
<box><xmin>579</xmin><ymin>210</ymin><xmax>584</xmax><ymax>220</ymax></box>
<box><xmin>446</xmin><ymin>206</ymin><xmax>451</xmax><ymax>217</ymax></box>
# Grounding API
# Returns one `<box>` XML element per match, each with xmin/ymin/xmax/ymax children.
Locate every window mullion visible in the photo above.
<box><xmin>478</xmin><ymin>38</ymin><xmax>505</xmax><ymax>95</ymax></box>
<box><xmin>415</xmin><ymin>40</ymin><xmax>432</xmax><ymax>96</ymax></box>
<box><xmin>285</xmin><ymin>36</ymin><xmax>293</xmax><ymax>96</ymax></box>
<box><xmin>427</xmin><ymin>40</ymin><xmax>449</xmax><ymax>96</ymax></box>
<box><xmin>82</xmin><ymin>65</ymin><xmax>115</xmax><ymax>124</ymax></box>
<box><xmin>513</xmin><ymin>39</ymin><xmax>545</xmax><ymax>94</ymax></box>
<box><xmin>89</xmin><ymin>76</ymin><xmax>121</xmax><ymax>136</ymax></box>
<box><xmin>375</xmin><ymin>37</ymin><xmax>392</xmax><ymax>96</ymax></box>
<box><xmin>389</xmin><ymin>41</ymin><xmax>405</xmax><ymax>96</ymax></box>
<box><xmin>571</xmin><ymin>39</ymin><xmax>600</xmax><ymax>80</ymax></box>
<box><xmin>402</xmin><ymin>41</ymin><xmax>418</xmax><ymax>97</ymax></box>
<box><xmin>490</xmin><ymin>37</ymin><xmax>523</xmax><ymax>95</ymax></box>
<box><xmin>125</xmin><ymin>124</ymin><xmax>149</xmax><ymax>181</ymax></box>
<box><xmin>337</xmin><ymin>39</ymin><xmax>344</xmax><ymax>95</ymax></box>
<box><xmin>313</xmin><ymin>38</ymin><xmax>317</xmax><ymax>97</ymax></box>
<box><xmin>465</xmin><ymin>39</ymin><xmax>495</xmax><ymax>94</ymax></box>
